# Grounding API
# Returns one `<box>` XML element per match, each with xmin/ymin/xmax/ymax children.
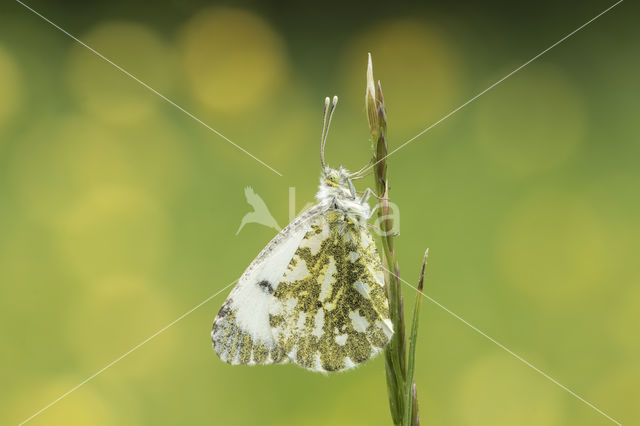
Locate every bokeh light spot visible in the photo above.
<box><xmin>475</xmin><ymin>64</ymin><xmax>586</xmax><ymax>176</ymax></box>
<box><xmin>10</xmin><ymin>380</ymin><xmax>116</xmax><ymax>426</ymax></box>
<box><xmin>456</xmin><ymin>354</ymin><xmax>562</xmax><ymax>426</ymax></box>
<box><xmin>10</xmin><ymin>115</ymin><xmax>186</xmax><ymax>225</ymax></box>
<box><xmin>579</xmin><ymin>367</ymin><xmax>639</xmax><ymax>425</ymax></box>
<box><xmin>342</xmin><ymin>19</ymin><xmax>461</xmax><ymax>133</ymax></box>
<box><xmin>497</xmin><ymin>191</ymin><xmax>610</xmax><ymax>308</ymax></box>
<box><xmin>10</xmin><ymin>116</ymin><xmax>121</xmax><ymax>224</ymax></box>
<box><xmin>56</xmin><ymin>186</ymin><xmax>166</xmax><ymax>280</ymax></box>
<box><xmin>179</xmin><ymin>7</ymin><xmax>287</xmax><ymax>112</ymax></box>
<box><xmin>609</xmin><ymin>283</ymin><xmax>640</xmax><ymax>356</ymax></box>
<box><xmin>68</xmin><ymin>22</ymin><xmax>173</xmax><ymax>125</ymax></box>
<box><xmin>68</xmin><ymin>274</ymin><xmax>176</xmax><ymax>378</ymax></box>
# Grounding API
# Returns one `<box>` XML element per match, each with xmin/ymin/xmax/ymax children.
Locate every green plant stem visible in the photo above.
<box><xmin>366</xmin><ymin>53</ymin><xmax>423</xmax><ymax>426</ymax></box>
<box><xmin>405</xmin><ymin>250</ymin><xmax>428</xmax><ymax>425</ymax></box>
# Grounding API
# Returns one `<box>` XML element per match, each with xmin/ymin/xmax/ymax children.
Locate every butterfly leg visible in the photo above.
<box><xmin>358</xmin><ymin>187</ymin><xmax>385</xmax><ymax>201</ymax></box>
<box><xmin>366</xmin><ymin>222</ymin><xmax>383</xmax><ymax>233</ymax></box>
<box><xmin>358</xmin><ymin>188</ymin><xmax>387</xmax><ymax>220</ymax></box>
<box><xmin>359</xmin><ymin>187</ymin><xmax>372</xmax><ymax>204</ymax></box>
<box><xmin>347</xmin><ymin>178</ymin><xmax>358</xmax><ymax>199</ymax></box>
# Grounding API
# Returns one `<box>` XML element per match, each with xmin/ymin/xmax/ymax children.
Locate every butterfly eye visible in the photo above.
<box><xmin>326</xmin><ymin>172</ymin><xmax>340</xmax><ymax>186</ymax></box>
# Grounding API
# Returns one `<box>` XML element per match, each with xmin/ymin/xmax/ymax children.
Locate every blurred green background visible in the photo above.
<box><xmin>1</xmin><ymin>0</ymin><xmax>638</xmax><ymax>425</ymax></box>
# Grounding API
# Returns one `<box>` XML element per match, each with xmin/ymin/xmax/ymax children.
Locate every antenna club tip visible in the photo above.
<box><xmin>332</xmin><ymin>95</ymin><xmax>338</xmax><ymax>105</ymax></box>
<box><xmin>324</xmin><ymin>96</ymin><xmax>330</xmax><ymax>105</ymax></box>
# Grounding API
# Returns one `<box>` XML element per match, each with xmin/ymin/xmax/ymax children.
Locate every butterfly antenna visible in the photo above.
<box><xmin>320</xmin><ymin>97</ymin><xmax>330</xmax><ymax>171</ymax></box>
<box><xmin>320</xmin><ymin>95</ymin><xmax>338</xmax><ymax>172</ymax></box>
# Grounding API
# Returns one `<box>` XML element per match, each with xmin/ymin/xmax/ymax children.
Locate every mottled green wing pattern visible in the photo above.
<box><xmin>212</xmin><ymin>206</ymin><xmax>323</xmax><ymax>367</ymax></box>
<box><xmin>269</xmin><ymin>210</ymin><xmax>393</xmax><ymax>372</ymax></box>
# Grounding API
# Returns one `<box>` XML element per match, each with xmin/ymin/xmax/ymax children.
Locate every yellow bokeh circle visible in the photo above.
<box><xmin>11</xmin><ymin>114</ymin><xmax>187</xmax><ymax>226</ymax></box>
<box><xmin>180</xmin><ymin>8</ymin><xmax>287</xmax><ymax>112</ymax></box>
<box><xmin>456</xmin><ymin>354</ymin><xmax>562</xmax><ymax>426</ymax></box>
<box><xmin>342</xmin><ymin>19</ymin><xmax>461</xmax><ymax>133</ymax></box>
<box><xmin>68</xmin><ymin>274</ymin><xmax>176</xmax><ymax>378</ymax></box>
<box><xmin>9</xmin><ymin>379</ymin><xmax>117</xmax><ymax>426</ymax></box>
<box><xmin>497</xmin><ymin>191</ymin><xmax>610</xmax><ymax>308</ymax></box>
<box><xmin>9</xmin><ymin>116</ymin><xmax>120</xmax><ymax>224</ymax></box>
<box><xmin>475</xmin><ymin>64</ymin><xmax>586</xmax><ymax>176</ymax></box>
<box><xmin>56</xmin><ymin>185</ymin><xmax>166</xmax><ymax>280</ymax></box>
<box><xmin>0</xmin><ymin>45</ymin><xmax>22</xmax><ymax>128</ymax></box>
<box><xmin>578</xmin><ymin>367</ymin><xmax>638</xmax><ymax>425</ymax></box>
<box><xmin>68</xmin><ymin>22</ymin><xmax>173</xmax><ymax>125</ymax></box>
<box><xmin>609</xmin><ymin>283</ymin><xmax>640</xmax><ymax>356</ymax></box>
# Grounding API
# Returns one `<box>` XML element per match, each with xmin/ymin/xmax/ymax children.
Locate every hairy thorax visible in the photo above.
<box><xmin>315</xmin><ymin>167</ymin><xmax>370</xmax><ymax>223</ymax></box>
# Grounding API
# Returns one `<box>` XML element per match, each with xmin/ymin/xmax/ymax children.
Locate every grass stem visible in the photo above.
<box><xmin>366</xmin><ymin>53</ymin><xmax>425</xmax><ymax>426</ymax></box>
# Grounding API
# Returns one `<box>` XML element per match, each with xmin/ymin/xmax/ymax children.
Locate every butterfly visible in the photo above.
<box><xmin>211</xmin><ymin>96</ymin><xmax>393</xmax><ymax>373</ymax></box>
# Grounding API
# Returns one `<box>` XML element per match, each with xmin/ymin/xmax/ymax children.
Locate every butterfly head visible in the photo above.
<box><xmin>317</xmin><ymin>164</ymin><xmax>371</xmax><ymax>221</ymax></box>
<box><xmin>321</xmin><ymin>166</ymin><xmax>352</xmax><ymax>191</ymax></box>
<box><xmin>323</xmin><ymin>168</ymin><xmax>341</xmax><ymax>187</ymax></box>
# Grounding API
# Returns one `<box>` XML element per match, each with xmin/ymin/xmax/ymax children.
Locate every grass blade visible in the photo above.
<box><xmin>404</xmin><ymin>249</ymin><xmax>428</xmax><ymax>426</ymax></box>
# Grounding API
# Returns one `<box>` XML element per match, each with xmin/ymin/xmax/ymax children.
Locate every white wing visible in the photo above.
<box><xmin>212</xmin><ymin>204</ymin><xmax>325</xmax><ymax>365</ymax></box>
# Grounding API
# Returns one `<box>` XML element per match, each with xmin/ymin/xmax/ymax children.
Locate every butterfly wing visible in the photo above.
<box><xmin>269</xmin><ymin>209</ymin><xmax>393</xmax><ymax>372</ymax></box>
<box><xmin>212</xmin><ymin>205</ymin><xmax>324</xmax><ymax>366</ymax></box>
<box><xmin>212</xmin><ymin>206</ymin><xmax>393</xmax><ymax>372</ymax></box>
